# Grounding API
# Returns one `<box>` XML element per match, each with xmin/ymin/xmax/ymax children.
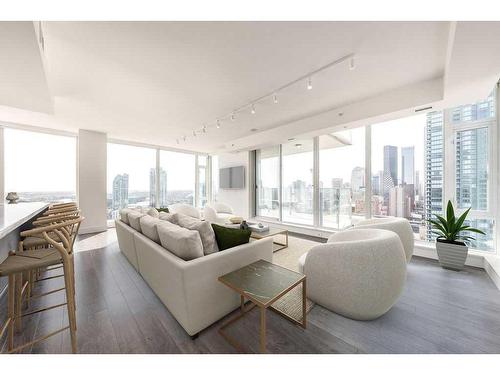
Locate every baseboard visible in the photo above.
<box><xmin>79</xmin><ymin>225</ymin><xmax>108</xmax><ymax>235</ymax></box>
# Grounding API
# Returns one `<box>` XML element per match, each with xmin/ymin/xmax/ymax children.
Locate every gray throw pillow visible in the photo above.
<box><xmin>128</xmin><ymin>211</ymin><xmax>145</xmax><ymax>232</ymax></box>
<box><xmin>159</xmin><ymin>212</ymin><xmax>178</xmax><ymax>224</ymax></box>
<box><xmin>176</xmin><ymin>214</ymin><xmax>219</xmax><ymax>255</ymax></box>
<box><xmin>139</xmin><ymin>215</ymin><xmax>162</xmax><ymax>243</ymax></box>
<box><xmin>157</xmin><ymin>221</ymin><xmax>204</xmax><ymax>261</ymax></box>
<box><xmin>147</xmin><ymin>207</ymin><xmax>160</xmax><ymax>218</ymax></box>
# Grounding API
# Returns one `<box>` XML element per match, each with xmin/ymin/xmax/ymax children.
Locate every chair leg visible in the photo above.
<box><xmin>15</xmin><ymin>272</ymin><xmax>23</xmax><ymax>332</ymax></box>
<box><xmin>7</xmin><ymin>274</ymin><xmax>15</xmax><ymax>351</ymax></box>
<box><xmin>63</xmin><ymin>260</ymin><xmax>77</xmax><ymax>353</ymax></box>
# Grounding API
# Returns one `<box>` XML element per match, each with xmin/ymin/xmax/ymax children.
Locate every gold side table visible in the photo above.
<box><xmin>218</xmin><ymin>259</ymin><xmax>306</xmax><ymax>353</ymax></box>
<box><xmin>250</xmin><ymin>228</ymin><xmax>289</xmax><ymax>252</ymax></box>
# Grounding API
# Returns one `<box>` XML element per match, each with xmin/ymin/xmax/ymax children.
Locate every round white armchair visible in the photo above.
<box><xmin>354</xmin><ymin>217</ymin><xmax>414</xmax><ymax>262</ymax></box>
<box><xmin>299</xmin><ymin>228</ymin><xmax>406</xmax><ymax>320</ymax></box>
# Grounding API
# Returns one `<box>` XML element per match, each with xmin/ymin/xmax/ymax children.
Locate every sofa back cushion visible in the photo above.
<box><xmin>159</xmin><ymin>211</ymin><xmax>178</xmax><ymax>224</ymax></box>
<box><xmin>213</xmin><ymin>202</ymin><xmax>233</xmax><ymax>214</ymax></box>
<box><xmin>176</xmin><ymin>214</ymin><xmax>219</xmax><ymax>255</ymax></box>
<box><xmin>119</xmin><ymin>208</ymin><xmax>133</xmax><ymax>224</ymax></box>
<box><xmin>140</xmin><ymin>215</ymin><xmax>162</xmax><ymax>243</ymax></box>
<box><xmin>211</xmin><ymin>224</ymin><xmax>251</xmax><ymax>251</ymax></box>
<box><xmin>157</xmin><ymin>221</ymin><xmax>204</xmax><ymax>261</ymax></box>
<box><xmin>128</xmin><ymin>211</ymin><xmax>146</xmax><ymax>232</ymax></box>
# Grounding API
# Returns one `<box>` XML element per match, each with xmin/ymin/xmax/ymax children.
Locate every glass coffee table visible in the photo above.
<box><xmin>218</xmin><ymin>259</ymin><xmax>306</xmax><ymax>353</ymax></box>
<box><xmin>250</xmin><ymin>228</ymin><xmax>288</xmax><ymax>252</ymax></box>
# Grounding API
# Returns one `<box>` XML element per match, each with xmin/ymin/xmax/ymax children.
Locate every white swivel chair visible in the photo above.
<box><xmin>203</xmin><ymin>202</ymin><xmax>234</xmax><ymax>224</ymax></box>
<box><xmin>168</xmin><ymin>203</ymin><xmax>201</xmax><ymax>219</ymax></box>
<box><xmin>298</xmin><ymin>228</ymin><xmax>407</xmax><ymax>320</ymax></box>
<box><xmin>354</xmin><ymin>217</ymin><xmax>414</xmax><ymax>263</ymax></box>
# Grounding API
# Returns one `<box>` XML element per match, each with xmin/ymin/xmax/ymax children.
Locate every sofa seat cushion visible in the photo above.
<box><xmin>128</xmin><ymin>211</ymin><xmax>146</xmax><ymax>232</ymax></box>
<box><xmin>176</xmin><ymin>214</ymin><xmax>219</xmax><ymax>255</ymax></box>
<box><xmin>211</xmin><ymin>224</ymin><xmax>251</xmax><ymax>251</ymax></box>
<box><xmin>119</xmin><ymin>208</ymin><xmax>133</xmax><ymax>224</ymax></box>
<box><xmin>140</xmin><ymin>215</ymin><xmax>162</xmax><ymax>243</ymax></box>
<box><xmin>159</xmin><ymin>211</ymin><xmax>178</xmax><ymax>224</ymax></box>
<box><xmin>157</xmin><ymin>221</ymin><xmax>204</xmax><ymax>261</ymax></box>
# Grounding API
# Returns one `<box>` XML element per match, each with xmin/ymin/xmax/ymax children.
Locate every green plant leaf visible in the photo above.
<box><xmin>455</xmin><ymin>207</ymin><xmax>471</xmax><ymax>232</ymax></box>
<box><xmin>435</xmin><ymin>215</ymin><xmax>450</xmax><ymax>232</ymax></box>
<box><xmin>461</xmin><ymin>227</ymin><xmax>486</xmax><ymax>235</ymax></box>
<box><xmin>446</xmin><ymin>200</ymin><xmax>455</xmax><ymax>228</ymax></box>
<box><xmin>429</xmin><ymin>219</ymin><xmax>447</xmax><ymax>236</ymax></box>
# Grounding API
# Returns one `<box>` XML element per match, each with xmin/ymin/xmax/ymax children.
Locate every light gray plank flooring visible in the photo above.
<box><xmin>1</xmin><ymin>232</ymin><xmax>500</xmax><ymax>354</ymax></box>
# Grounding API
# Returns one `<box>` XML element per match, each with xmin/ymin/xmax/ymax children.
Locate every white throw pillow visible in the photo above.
<box><xmin>158</xmin><ymin>211</ymin><xmax>178</xmax><ymax>224</ymax></box>
<box><xmin>128</xmin><ymin>211</ymin><xmax>145</xmax><ymax>232</ymax></box>
<box><xmin>157</xmin><ymin>221</ymin><xmax>204</xmax><ymax>261</ymax></box>
<box><xmin>147</xmin><ymin>207</ymin><xmax>160</xmax><ymax>218</ymax></box>
<box><xmin>139</xmin><ymin>215</ymin><xmax>162</xmax><ymax>243</ymax></box>
<box><xmin>119</xmin><ymin>208</ymin><xmax>132</xmax><ymax>224</ymax></box>
<box><xmin>176</xmin><ymin>214</ymin><xmax>219</xmax><ymax>255</ymax></box>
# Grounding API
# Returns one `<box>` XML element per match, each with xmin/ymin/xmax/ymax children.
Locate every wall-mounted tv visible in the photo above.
<box><xmin>219</xmin><ymin>166</ymin><xmax>245</xmax><ymax>189</ymax></box>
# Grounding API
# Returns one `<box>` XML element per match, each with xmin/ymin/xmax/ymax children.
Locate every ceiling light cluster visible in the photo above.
<box><xmin>176</xmin><ymin>54</ymin><xmax>356</xmax><ymax>144</ymax></box>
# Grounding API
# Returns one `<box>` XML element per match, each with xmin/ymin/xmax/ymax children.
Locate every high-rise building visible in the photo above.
<box><xmin>383</xmin><ymin>145</ymin><xmax>398</xmax><ymax>187</ymax></box>
<box><xmin>371</xmin><ymin>174</ymin><xmax>380</xmax><ymax>196</ymax></box>
<box><xmin>350</xmin><ymin>166</ymin><xmax>365</xmax><ymax>192</ymax></box>
<box><xmin>424</xmin><ymin>111</ymin><xmax>444</xmax><ymax>241</ymax></box>
<box><xmin>150</xmin><ymin>167</ymin><xmax>168</xmax><ymax>207</ymax></box>
<box><xmin>112</xmin><ymin>173</ymin><xmax>129</xmax><ymax>213</ymax></box>
<box><xmin>455</xmin><ymin>126</ymin><xmax>488</xmax><ymax>211</ymax></box>
<box><xmin>401</xmin><ymin>146</ymin><xmax>415</xmax><ymax>185</ymax></box>
<box><xmin>415</xmin><ymin>170</ymin><xmax>421</xmax><ymax>197</ymax></box>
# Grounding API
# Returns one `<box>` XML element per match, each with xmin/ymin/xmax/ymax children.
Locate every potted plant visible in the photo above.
<box><xmin>427</xmin><ymin>200</ymin><xmax>485</xmax><ymax>271</ymax></box>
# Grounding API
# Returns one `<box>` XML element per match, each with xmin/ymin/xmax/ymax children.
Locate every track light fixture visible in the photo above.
<box><xmin>307</xmin><ymin>77</ymin><xmax>312</xmax><ymax>90</ymax></box>
<box><xmin>179</xmin><ymin>53</ymin><xmax>355</xmax><ymax>144</ymax></box>
<box><xmin>349</xmin><ymin>57</ymin><xmax>355</xmax><ymax>71</ymax></box>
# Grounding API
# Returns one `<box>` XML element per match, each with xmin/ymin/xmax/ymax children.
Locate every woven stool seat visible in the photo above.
<box><xmin>0</xmin><ymin>249</ymin><xmax>62</xmax><ymax>276</ymax></box>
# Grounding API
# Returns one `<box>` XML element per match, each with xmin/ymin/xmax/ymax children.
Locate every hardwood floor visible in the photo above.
<box><xmin>1</xmin><ymin>231</ymin><xmax>500</xmax><ymax>354</ymax></box>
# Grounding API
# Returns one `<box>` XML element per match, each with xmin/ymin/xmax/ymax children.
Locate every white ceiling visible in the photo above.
<box><xmin>0</xmin><ymin>21</ymin><xmax>499</xmax><ymax>153</ymax></box>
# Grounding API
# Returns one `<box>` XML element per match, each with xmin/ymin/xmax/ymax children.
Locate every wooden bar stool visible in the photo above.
<box><xmin>19</xmin><ymin>209</ymin><xmax>81</xmax><ymax>310</ymax></box>
<box><xmin>0</xmin><ymin>217</ymin><xmax>83</xmax><ymax>354</ymax></box>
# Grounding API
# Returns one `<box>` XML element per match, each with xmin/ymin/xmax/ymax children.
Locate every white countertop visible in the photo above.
<box><xmin>0</xmin><ymin>202</ymin><xmax>49</xmax><ymax>239</ymax></box>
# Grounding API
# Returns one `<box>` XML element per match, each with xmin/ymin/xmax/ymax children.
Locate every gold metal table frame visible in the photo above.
<box><xmin>218</xmin><ymin>260</ymin><xmax>306</xmax><ymax>354</ymax></box>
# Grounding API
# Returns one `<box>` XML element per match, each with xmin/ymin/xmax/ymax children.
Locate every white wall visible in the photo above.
<box><xmin>78</xmin><ymin>129</ymin><xmax>107</xmax><ymax>234</ymax></box>
<box><xmin>216</xmin><ymin>151</ymin><xmax>250</xmax><ymax>218</ymax></box>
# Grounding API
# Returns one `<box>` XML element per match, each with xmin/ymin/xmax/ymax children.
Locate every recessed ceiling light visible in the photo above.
<box><xmin>307</xmin><ymin>77</ymin><xmax>312</xmax><ymax>90</ymax></box>
<box><xmin>288</xmin><ymin>138</ymin><xmax>295</xmax><ymax>141</ymax></box>
<box><xmin>338</xmin><ymin>112</ymin><xmax>344</xmax><ymax>117</ymax></box>
<box><xmin>250</xmin><ymin>128</ymin><xmax>258</xmax><ymax>132</ymax></box>
<box><xmin>295</xmin><ymin>143</ymin><xmax>302</xmax><ymax>148</ymax></box>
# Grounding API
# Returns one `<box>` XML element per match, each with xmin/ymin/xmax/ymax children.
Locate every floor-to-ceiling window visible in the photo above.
<box><xmin>159</xmin><ymin>150</ymin><xmax>195</xmax><ymax>206</ymax></box>
<box><xmin>255</xmin><ymin>146</ymin><xmax>280</xmax><ymax>219</ymax></box>
<box><xmin>251</xmin><ymin>88</ymin><xmax>498</xmax><ymax>253</ymax></box>
<box><xmin>319</xmin><ymin>128</ymin><xmax>365</xmax><ymax>229</ymax></box>
<box><xmin>107</xmin><ymin>143</ymin><xmax>156</xmax><ymax>219</ymax></box>
<box><xmin>211</xmin><ymin>155</ymin><xmax>219</xmax><ymax>203</ymax></box>
<box><xmin>282</xmin><ymin>140</ymin><xmax>314</xmax><ymax>225</ymax></box>
<box><xmin>4</xmin><ymin>128</ymin><xmax>76</xmax><ymax>203</ymax></box>
<box><xmin>197</xmin><ymin>155</ymin><xmax>208</xmax><ymax>208</ymax></box>
<box><xmin>370</xmin><ymin>115</ymin><xmax>426</xmax><ymax>236</ymax></box>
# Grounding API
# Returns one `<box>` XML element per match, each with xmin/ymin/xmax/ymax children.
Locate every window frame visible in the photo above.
<box><xmin>250</xmin><ymin>86</ymin><xmax>499</xmax><ymax>254</ymax></box>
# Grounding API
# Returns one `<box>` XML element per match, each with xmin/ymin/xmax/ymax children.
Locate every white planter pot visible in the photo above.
<box><xmin>436</xmin><ymin>240</ymin><xmax>468</xmax><ymax>271</ymax></box>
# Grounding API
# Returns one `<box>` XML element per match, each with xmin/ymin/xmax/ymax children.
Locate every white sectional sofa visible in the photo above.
<box><xmin>115</xmin><ymin>209</ymin><xmax>273</xmax><ymax>336</ymax></box>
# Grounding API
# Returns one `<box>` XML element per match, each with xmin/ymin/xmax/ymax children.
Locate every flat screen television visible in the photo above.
<box><xmin>219</xmin><ymin>166</ymin><xmax>245</xmax><ymax>189</ymax></box>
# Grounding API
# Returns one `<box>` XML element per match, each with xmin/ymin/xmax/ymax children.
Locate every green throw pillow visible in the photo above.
<box><xmin>211</xmin><ymin>224</ymin><xmax>251</xmax><ymax>251</ymax></box>
<box><xmin>157</xmin><ymin>207</ymin><xmax>169</xmax><ymax>213</ymax></box>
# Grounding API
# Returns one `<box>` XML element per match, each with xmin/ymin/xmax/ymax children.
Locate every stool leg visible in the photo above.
<box><xmin>7</xmin><ymin>274</ymin><xmax>15</xmax><ymax>351</ymax></box>
<box><xmin>26</xmin><ymin>271</ymin><xmax>32</xmax><ymax>308</ymax></box>
<box><xmin>63</xmin><ymin>260</ymin><xmax>77</xmax><ymax>353</ymax></box>
<box><xmin>15</xmin><ymin>272</ymin><xmax>22</xmax><ymax>332</ymax></box>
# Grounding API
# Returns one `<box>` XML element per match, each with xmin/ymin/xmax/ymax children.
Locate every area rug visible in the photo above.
<box><xmin>271</xmin><ymin>236</ymin><xmax>319</xmax><ymax>320</ymax></box>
